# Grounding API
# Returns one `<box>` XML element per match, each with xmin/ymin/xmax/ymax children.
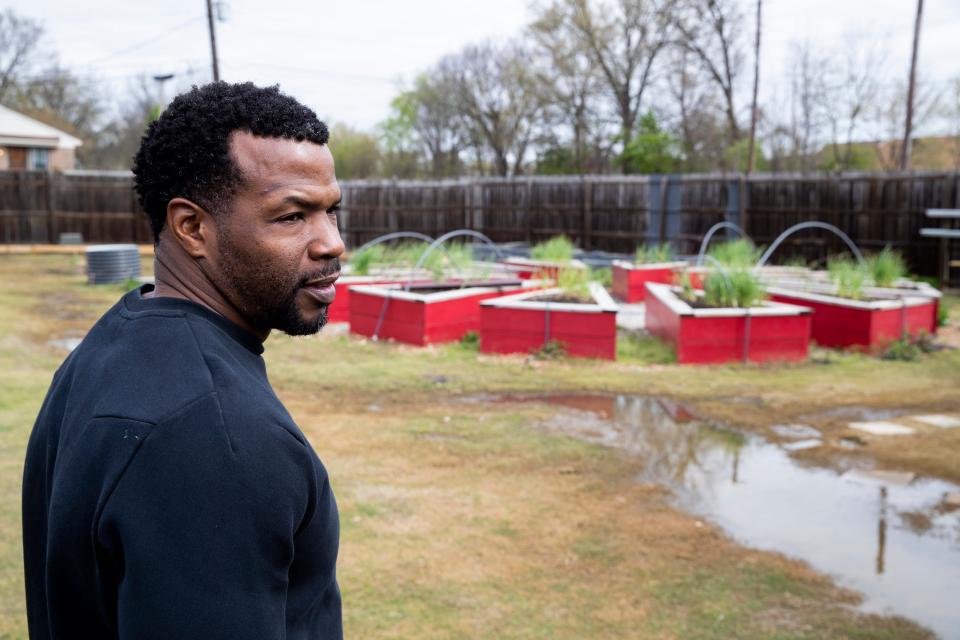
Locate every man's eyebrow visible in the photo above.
<box><xmin>269</xmin><ymin>194</ymin><xmax>329</xmax><ymax>210</ymax></box>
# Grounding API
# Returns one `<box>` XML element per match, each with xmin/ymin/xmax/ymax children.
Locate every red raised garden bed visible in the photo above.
<box><xmin>349</xmin><ymin>280</ymin><xmax>528</xmax><ymax>346</ymax></box>
<box><xmin>645</xmin><ymin>282</ymin><xmax>813</xmax><ymax>365</ymax></box>
<box><xmin>479</xmin><ymin>283</ymin><xmax>619</xmax><ymax>360</ymax></box>
<box><xmin>766</xmin><ymin>285</ymin><xmax>940</xmax><ymax>349</ymax></box>
<box><xmin>328</xmin><ymin>275</ymin><xmax>420</xmax><ymax>323</ymax></box>
<box><xmin>611</xmin><ymin>260</ymin><xmax>687</xmax><ymax>302</ymax></box>
<box><xmin>499</xmin><ymin>257</ymin><xmax>587</xmax><ymax>281</ymax></box>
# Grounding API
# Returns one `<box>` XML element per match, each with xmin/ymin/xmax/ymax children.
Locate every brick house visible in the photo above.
<box><xmin>0</xmin><ymin>104</ymin><xmax>82</xmax><ymax>171</ymax></box>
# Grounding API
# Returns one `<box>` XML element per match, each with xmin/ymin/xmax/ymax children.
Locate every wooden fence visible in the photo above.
<box><xmin>1</xmin><ymin>170</ymin><xmax>958</xmax><ymax>281</ymax></box>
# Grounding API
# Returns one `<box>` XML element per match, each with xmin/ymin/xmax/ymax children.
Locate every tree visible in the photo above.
<box><xmin>0</xmin><ymin>9</ymin><xmax>44</xmax><ymax>104</ymax></box>
<box><xmin>785</xmin><ymin>40</ymin><xmax>829</xmax><ymax>172</ymax></box>
<box><xmin>822</xmin><ymin>33</ymin><xmax>885</xmax><ymax>172</ymax></box>
<box><xmin>536</xmin><ymin>0</ymin><xmax>675</xmax><ymax>148</ymax></box>
<box><xmin>868</xmin><ymin>76</ymin><xmax>940</xmax><ymax>171</ymax></box>
<box><xmin>77</xmin><ymin>76</ymin><xmax>156</xmax><ymax>170</ymax></box>
<box><xmin>379</xmin><ymin>90</ymin><xmax>425</xmax><ymax>179</ymax></box>
<box><xmin>667</xmin><ymin>48</ymin><xmax>728</xmax><ymax>172</ymax></box>
<box><xmin>745</xmin><ymin>0</ymin><xmax>761</xmax><ymax>174</ymax></box>
<box><xmin>328</xmin><ymin>123</ymin><xmax>381</xmax><ymax>180</ymax></box>
<box><xmin>441</xmin><ymin>41</ymin><xmax>544</xmax><ymax>176</ymax></box>
<box><xmin>949</xmin><ymin>76</ymin><xmax>960</xmax><ymax>171</ymax></box>
<box><xmin>529</xmin><ymin>5</ymin><xmax>603</xmax><ymax>174</ymax></box>
<box><xmin>675</xmin><ymin>0</ymin><xmax>746</xmax><ymax>144</ymax></box>
<box><xmin>402</xmin><ymin>73</ymin><xmax>468</xmax><ymax>178</ymax></box>
<box><xmin>618</xmin><ymin>111</ymin><xmax>682</xmax><ymax>173</ymax></box>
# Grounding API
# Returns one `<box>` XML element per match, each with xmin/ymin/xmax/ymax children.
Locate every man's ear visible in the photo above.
<box><xmin>166</xmin><ymin>197</ymin><xmax>215</xmax><ymax>258</ymax></box>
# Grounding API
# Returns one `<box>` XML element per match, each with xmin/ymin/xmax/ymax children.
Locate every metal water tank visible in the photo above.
<box><xmin>85</xmin><ymin>244</ymin><xmax>141</xmax><ymax>284</ymax></box>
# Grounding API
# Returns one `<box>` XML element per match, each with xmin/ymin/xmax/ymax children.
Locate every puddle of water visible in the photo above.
<box><xmin>771</xmin><ymin>423</ymin><xmax>822</xmax><ymax>439</ymax></box>
<box><xmin>508</xmin><ymin>394</ymin><xmax>960</xmax><ymax>639</ymax></box>
<box><xmin>798</xmin><ymin>405</ymin><xmax>909</xmax><ymax>422</ymax></box>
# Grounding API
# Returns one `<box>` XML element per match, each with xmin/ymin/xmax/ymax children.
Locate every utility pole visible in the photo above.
<box><xmin>900</xmin><ymin>0</ymin><xmax>923</xmax><ymax>171</ymax></box>
<box><xmin>206</xmin><ymin>0</ymin><xmax>220</xmax><ymax>82</ymax></box>
<box><xmin>746</xmin><ymin>0</ymin><xmax>762</xmax><ymax>175</ymax></box>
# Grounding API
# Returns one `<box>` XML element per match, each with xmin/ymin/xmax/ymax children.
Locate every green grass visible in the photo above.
<box><xmin>616</xmin><ymin>331</ymin><xmax>676</xmax><ymax>364</ymax></box>
<box><xmin>0</xmin><ymin>254</ymin><xmax>953</xmax><ymax>639</ymax></box>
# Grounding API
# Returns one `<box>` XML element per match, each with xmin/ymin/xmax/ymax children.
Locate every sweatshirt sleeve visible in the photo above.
<box><xmin>95</xmin><ymin>392</ymin><xmax>316</xmax><ymax>640</ymax></box>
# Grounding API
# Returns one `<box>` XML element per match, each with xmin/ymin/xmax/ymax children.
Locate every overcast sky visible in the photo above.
<box><xmin>8</xmin><ymin>0</ymin><xmax>960</xmax><ymax>134</ymax></box>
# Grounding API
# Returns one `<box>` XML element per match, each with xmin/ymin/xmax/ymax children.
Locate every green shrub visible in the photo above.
<box><xmin>348</xmin><ymin>245</ymin><xmax>383</xmax><ymax>276</ymax></box>
<box><xmin>425</xmin><ymin>242</ymin><xmax>474</xmax><ymax>281</ymax></box>
<box><xmin>827</xmin><ymin>257</ymin><xmax>867</xmax><ymax>300</ymax></box>
<box><xmin>556</xmin><ymin>267</ymin><xmax>592</xmax><ymax>301</ymax></box>
<box><xmin>634</xmin><ymin>243</ymin><xmax>673</xmax><ymax>264</ymax></box>
<box><xmin>592</xmin><ymin>267</ymin><xmax>612</xmax><ymax>289</ymax></box>
<box><xmin>938</xmin><ymin>300</ymin><xmax>950</xmax><ymax>327</ymax></box>
<box><xmin>708</xmin><ymin>239</ymin><xmax>761</xmax><ymax>269</ymax></box>
<box><xmin>866</xmin><ymin>247</ymin><xmax>907</xmax><ymax>288</ymax></box>
<box><xmin>531</xmin><ymin>236</ymin><xmax>575</xmax><ymax>263</ymax></box>
<box><xmin>703</xmin><ymin>268</ymin><xmax>765</xmax><ymax>308</ymax></box>
<box><xmin>676</xmin><ymin>270</ymin><xmax>696</xmax><ymax>303</ymax></box>
<box><xmin>881</xmin><ymin>331</ymin><xmax>936</xmax><ymax>361</ymax></box>
<box><xmin>459</xmin><ymin>331</ymin><xmax>480</xmax><ymax>351</ymax></box>
<box><xmin>534</xmin><ymin>339</ymin><xmax>567</xmax><ymax>360</ymax></box>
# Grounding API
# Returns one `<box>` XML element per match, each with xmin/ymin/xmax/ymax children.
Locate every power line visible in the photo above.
<box><xmin>222</xmin><ymin>61</ymin><xmax>397</xmax><ymax>84</ymax></box>
<box><xmin>78</xmin><ymin>15</ymin><xmax>207</xmax><ymax>68</ymax></box>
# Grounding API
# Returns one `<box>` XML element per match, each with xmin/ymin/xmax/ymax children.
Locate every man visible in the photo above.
<box><xmin>22</xmin><ymin>82</ymin><xmax>344</xmax><ymax>639</ymax></box>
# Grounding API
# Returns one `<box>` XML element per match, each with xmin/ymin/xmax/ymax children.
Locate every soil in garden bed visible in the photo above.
<box><xmin>678</xmin><ymin>294</ymin><xmax>768</xmax><ymax>310</ymax></box>
<box><xmin>532</xmin><ymin>294</ymin><xmax>593</xmax><ymax>304</ymax></box>
<box><xmin>398</xmin><ymin>279</ymin><xmax>523</xmax><ymax>296</ymax></box>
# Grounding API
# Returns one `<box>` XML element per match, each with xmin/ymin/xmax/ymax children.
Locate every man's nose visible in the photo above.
<box><xmin>307</xmin><ymin>215</ymin><xmax>345</xmax><ymax>260</ymax></box>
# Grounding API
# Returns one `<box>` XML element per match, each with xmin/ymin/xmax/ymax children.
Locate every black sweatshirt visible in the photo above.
<box><xmin>22</xmin><ymin>285</ymin><xmax>342</xmax><ymax>640</ymax></box>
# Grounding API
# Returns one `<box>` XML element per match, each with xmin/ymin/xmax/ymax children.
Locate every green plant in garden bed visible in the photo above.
<box><xmin>556</xmin><ymin>267</ymin><xmax>592</xmax><ymax>301</ymax></box>
<box><xmin>634</xmin><ymin>243</ymin><xmax>672</xmax><ymax>264</ymax></box>
<box><xmin>348</xmin><ymin>245</ymin><xmax>384</xmax><ymax>276</ymax></box>
<box><xmin>866</xmin><ymin>246</ymin><xmax>907</xmax><ymax>288</ymax></box>
<box><xmin>591</xmin><ymin>267</ymin><xmax>612</xmax><ymax>289</ymax></box>
<box><xmin>693</xmin><ymin>239</ymin><xmax>767</xmax><ymax>308</ymax></box>
<box><xmin>348</xmin><ymin>242</ymin><xmax>475</xmax><ymax>281</ymax></box>
<box><xmin>531</xmin><ymin>235</ymin><xmax>575</xmax><ymax>263</ymax></box>
<box><xmin>703</xmin><ymin>269</ymin><xmax>766</xmax><ymax>308</ymax></box>
<box><xmin>827</xmin><ymin>257</ymin><xmax>867</xmax><ymax>300</ymax></box>
<box><xmin>707</xmin><ymin>239</ymin><xmax>761</xmax><ymax>269</ymax></box>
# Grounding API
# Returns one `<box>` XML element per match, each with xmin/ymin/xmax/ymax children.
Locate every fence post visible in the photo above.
<box><xmin>472</xmin><ymin>181</ymin><xmax>483</xmax><ymax>232</ymax></box>
<box><xmin>739</xmin><ymin>175</ymin><xmax>749</xmax><ymax>235</ymax></box>
<box><xmin>388</xmin><ymin>179</ymin><xmax>399</xmax><ymax>234</ymax></box>
<box><xmin>657</xmin><ymin>175</ymin><xmax>669</xmax><ymax>245</ymax></box>
<box><xmin>46</xmin><ymin>172</ymin><xmax>58</xmax><ymax>244</ymax></box>
<box><xmin>525</xmin><ymin>178</ymin><xmax>533</xmax><ymax>244</ymax></box>
<box><xmin>581</xmin><ymin>178</ymin><xmax>592</xmax><ymax>250</ymax></box>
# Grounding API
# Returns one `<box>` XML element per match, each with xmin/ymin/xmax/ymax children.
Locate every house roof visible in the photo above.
<box><xmin>0</xmin><ymin>104</ymin><xmax>83</xmax><ymax>150</ymax></box>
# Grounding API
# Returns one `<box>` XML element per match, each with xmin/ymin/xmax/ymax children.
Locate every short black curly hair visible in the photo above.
<box><xmin>132</xmin><ymin>81</ymin><xmax>329</xmax><ymax>242</ymax></box>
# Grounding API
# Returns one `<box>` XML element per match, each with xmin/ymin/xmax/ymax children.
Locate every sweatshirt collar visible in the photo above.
<box><xmin>124</xmin><ymin>285</ymin><xmax>265</xmax><ymax>355</ymax></box>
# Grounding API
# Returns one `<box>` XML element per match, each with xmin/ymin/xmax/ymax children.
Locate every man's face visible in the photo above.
<box><xmin>209</xmin><ymin>131</ymin><xmax>344</xmax><ymax>336</ymax></box>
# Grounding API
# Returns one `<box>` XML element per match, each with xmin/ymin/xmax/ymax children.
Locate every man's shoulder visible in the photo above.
<box><xmin>63</xmin><ymin>293</ymin><xmax>224</xmax><ymax>423</ymax></box>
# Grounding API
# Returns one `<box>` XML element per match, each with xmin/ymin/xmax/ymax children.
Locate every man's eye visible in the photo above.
<box><xmin>279</xmin><ymin>213</ymin><xmax>304</xmax><ymax>222</ymax></box>
<box><xmin>327</xmin><ymin>206</ymin><xmax>340</xmax><ymax>216</ymax></box>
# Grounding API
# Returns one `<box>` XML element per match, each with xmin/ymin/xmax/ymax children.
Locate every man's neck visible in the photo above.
<box><xmin>148</xmin><ymin>238</ymin><xmax>269</xmax><ymax>343</ymax></box>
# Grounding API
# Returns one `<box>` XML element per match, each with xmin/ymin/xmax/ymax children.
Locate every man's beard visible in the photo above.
<box><xmin>216</xmin><ymin>228</ymin><xmax>339</xmax><ymax>336</ymax></box>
